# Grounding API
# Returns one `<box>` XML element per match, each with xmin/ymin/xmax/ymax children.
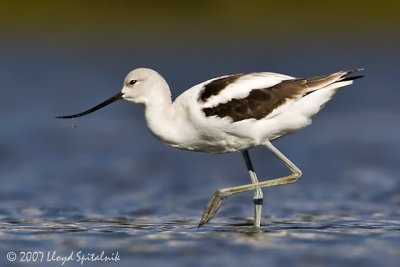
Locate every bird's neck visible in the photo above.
<box><xmin>143</xmin><ymin>91</ymin><xmax>185</xmax><ymax>147</ymax></box>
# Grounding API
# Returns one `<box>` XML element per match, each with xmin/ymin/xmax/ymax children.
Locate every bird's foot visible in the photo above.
<box><xmin>198</xmin><ymin>190</ymin><xmax>227</xmax><ymax>227</ymax></box>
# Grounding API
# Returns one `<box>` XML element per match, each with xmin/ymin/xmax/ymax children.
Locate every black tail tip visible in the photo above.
<box><xmin>342</xmin><ymin>75</ymin><xmax>364</xmax><ymax>82</ymax></box>
<box><xmin>342</xmin><ymin>68</ymin><xmax>365</xmax><ymax>81</ymax></box>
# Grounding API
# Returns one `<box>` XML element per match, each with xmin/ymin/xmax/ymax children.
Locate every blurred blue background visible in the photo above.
<box><xmin>0</xmin><ymin>1</ymin><xmax>399</xmax><ymax>267</ymax></box>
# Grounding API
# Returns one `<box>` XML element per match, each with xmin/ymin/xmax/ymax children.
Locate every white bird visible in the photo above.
<box><xmin>57</xmin><ymin>68</ymin><xmax>363</xmax><ymax>227</ymax></box>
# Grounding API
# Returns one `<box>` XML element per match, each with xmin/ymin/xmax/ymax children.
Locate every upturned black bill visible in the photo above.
<box><xmin>56</xmin><ymin>92</ymin><xmax>123</xmax><ymax>119</ymax></box>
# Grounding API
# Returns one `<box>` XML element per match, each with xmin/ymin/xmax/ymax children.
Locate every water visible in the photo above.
<box><xmin>1</xmin><ymin>36</ymin><xmax>399</xmax><ymax>267</ymax></box>
<box><xmin>2</xmin><ymin>216</ymin><xmax>400</xmax><ymax>267</ymax></box>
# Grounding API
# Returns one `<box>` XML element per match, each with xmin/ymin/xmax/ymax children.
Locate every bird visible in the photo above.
<box><xmin>57</xmin><ymin>67</ymin><xmax>363</xmax><ymax>228</ymax></box>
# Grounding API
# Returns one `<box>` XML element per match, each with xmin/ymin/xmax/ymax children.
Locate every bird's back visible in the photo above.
<box><xmin>171</xmin><ymin>70</ymin><xmax>362</xmax><ymax>153</ymax></box>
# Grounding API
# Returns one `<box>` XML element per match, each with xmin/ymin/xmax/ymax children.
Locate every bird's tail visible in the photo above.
<box><xmin>305</xmin><ymin>68</ymin><xmax>364</xmax><ymax>94</ymax></box>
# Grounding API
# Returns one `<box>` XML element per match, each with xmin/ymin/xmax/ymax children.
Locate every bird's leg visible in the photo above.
<box><xmin>242</xmin><ymin>150</ymin><xmax>263</xmax><ymax>228</ymax></box>
<box><xmin>198</xmin><ymin>141</ymin><xmax>302</xmax><ymax>227</ymax></box>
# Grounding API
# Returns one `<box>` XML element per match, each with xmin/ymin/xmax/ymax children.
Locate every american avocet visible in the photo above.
<box><xmin>57</xmin><ymin>68</ymin><xmax>363</xmax><ymax>227</ymax></box>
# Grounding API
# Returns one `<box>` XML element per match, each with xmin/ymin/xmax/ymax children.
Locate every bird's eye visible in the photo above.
<box><xmin>129</xmin><ymin>80</ymin><xmax>137</xmax><ymax>85</ymax></box>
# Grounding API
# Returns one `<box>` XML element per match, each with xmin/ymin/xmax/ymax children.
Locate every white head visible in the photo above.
<box><xmin>56</xmin><ymin>68</ymin><xmax>171</xmax><ymax>119</ymax></box>
<box><xmin>121</xmin><ymin>68</ymin><xmax>170</xmax><ymax>104</ymax></box>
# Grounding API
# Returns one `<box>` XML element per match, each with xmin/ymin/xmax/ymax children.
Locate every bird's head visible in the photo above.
<box><xmin>56</xmin><ymin>68</ymin><xmax>169</xmax><ymax>119</ymax></box>
<box><xmin>121</xmin><ymin>68</ymin><xmax>168</xmax><ymax>104</ymax></box>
